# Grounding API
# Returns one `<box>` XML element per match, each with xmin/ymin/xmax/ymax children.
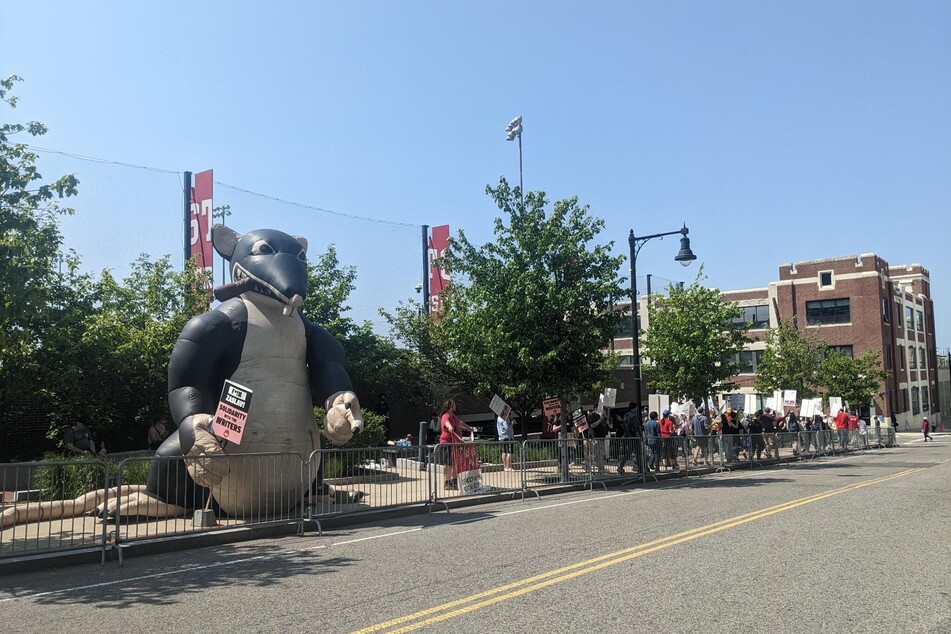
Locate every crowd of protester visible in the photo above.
<box><xmin>551</xmin><ymin>402</ymin><xmax>890</xmax><ymax>474</ymax></box>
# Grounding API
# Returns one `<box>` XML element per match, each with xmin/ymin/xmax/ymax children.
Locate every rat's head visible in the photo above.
<box><xmin>213</xmin><ymin>226</ymin><xmax>308</xmax><ymax>315</ymax></box>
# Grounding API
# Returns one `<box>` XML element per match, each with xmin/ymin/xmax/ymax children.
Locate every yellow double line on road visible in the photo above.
<box><xmin>351</xmin><ymin>467</ymin><xmax>921</xmax><ymax>634</ymax></box>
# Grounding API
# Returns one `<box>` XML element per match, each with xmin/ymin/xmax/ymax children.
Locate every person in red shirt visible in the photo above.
<box><xmin>438</xmin><ymin>399</ymin><xmax>474</xmax><ymax>490</ymax></box>
<box><xmin>847</xmin><ymin>412</ymin><xmax>860</xmax><ymax>448</ymax></box>
<box><xmin>659</xmin><ymin>410</ymin><xmax>679</xmax><ymax>471</ymax></box>
<box><xmin>922</xmin><ymin>416</ymin><xmax>933</xmax><ymax>442</ymax></box>
<box><xmin>835</xmin><ymin>408</ymin><xmax>849</xmax><ymax>449</ymax></box>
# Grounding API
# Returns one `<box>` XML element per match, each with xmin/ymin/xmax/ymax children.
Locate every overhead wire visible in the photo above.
<box><xmin>24</xmin><ymin>144</ymin><xmax>421</xmax><ymax>228</ymax></box>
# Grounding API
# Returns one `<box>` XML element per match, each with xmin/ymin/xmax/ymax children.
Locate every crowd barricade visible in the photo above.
<box><xmin>426</xmin><ymin>440</ymin><xmax>528</xmax><ymax>502</ymax></box>
<box><xmin>606</xmin><ymin>437</ymin><xmax>647</xmax><ymax>478</ymax></box>
<box><xmin>306</xmin><ymin>446</ymin><xmax>431</xmax><ymax>523</ymax></box>
<box><xmin>520</xmin><ymin>438</ymin><xmax>593</xmax><ymax>492</ymax></box>
<box><xmin>1</xmin><ymin>458</ymin><xmax>110</xmax><ymax>560</ymax></box>
<box><xmin>0</xmin><ymin>425</ymin><xmax>907</xmax><ymax>565</ymax></box>
<box><xmin>112</xmin><ymin>452</ymin><xmax>308</xmax><ymax>551</ymax></box>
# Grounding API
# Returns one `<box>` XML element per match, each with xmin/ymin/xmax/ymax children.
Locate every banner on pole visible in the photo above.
<box><xmin>189</xmin><ymin>169</ymin><xmax>214</xmax><ymax>287</ymax></box>
<box><xmin>428</xmin><ymin>224</ymin><xmax>450</xmax><ymax>314</ymax></box>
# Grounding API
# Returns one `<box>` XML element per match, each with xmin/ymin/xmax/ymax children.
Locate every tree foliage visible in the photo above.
<box><xmin>302</xmin><ymin>244</ymin><xmax>431</xmax><ymax>425</ymax></box>
<box><xmin>816</xmin><ymin>349</ymin><xmax>889</xmax><ymax>410</ymax></box>
<box><xmin>0</xmin><ymin>75</ymin><xmax>78</xmax><ymax>378</ymax></box>
<box><xmin>642</xmin><ymin>270</ymin><xmax>749</xmax><ymax>404</ymax></box>
<box><xmin>754</xmin><ymin>320</ymin><xmax>828</xmax><ymax>399</ymax></box>
<box><xmin>388</xmin><ymin>177</ymin><xmax>627</xmax><ymax>432</ymax></box>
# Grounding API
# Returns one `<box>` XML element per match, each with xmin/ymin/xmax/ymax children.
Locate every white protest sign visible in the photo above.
<box><xmin>829</xmin><ymin>397</ymin><xmax>843</xmax><ymax>413</ymax></box>
<box><xmin>649</xmin><ymin>394</ymin><xmax>670</xmax><ymax>415</ymax></box>
<box><xmin>488</xmin><ymin>394</ymin><xmax>510</xmax><ymax>417</ymax></box>
<box><xmin>801</xmin><ymin>399</ymin><xmax>815</xmax><ymax>418</ymax></box>
<box><xmin>783</xmin><ymin>390</ymin><xmax>797</xmax><ymax>408</ymax></box>
<box><xmin>601</xmin><ymin>388</ymin><xmax>617</xmax><ymax>408</ymax></box>
<box><xmin>744</xmin><ymin>393</ymin><xmax>758</xmax><ymax>414</ymax></box>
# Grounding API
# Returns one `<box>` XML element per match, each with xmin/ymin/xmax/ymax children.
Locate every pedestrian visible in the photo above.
<box><xmin>147</xmin><ymin>418</ymin><xmax>170</xmax><ymax>451</ymax></box>
<box><xmin>617</xmin><ymin>404</ymin><xmax>644</xmax><ymax>475</ymax></box>
<box><xmin>847</xmin><ymin>411</ymin><xmax>860</xmax><ymax>449</ymax></box>
<box><xmin>587</xmin><ymin>408</ymin><xmax>608</xmax><ymax>473</ymax></box>
<box><xmin>748</xmin><ymin>412</ymin><xmax>765</xmax><ymax>460</ymax></box>
<box><xmin>835</xmin><ymin>408</ymin><xmax>849</xmax><ymax>450</ymax></box>
<box><xmin>691</xmin><ymin>407</ymin><xmax>711</xmax><ymax>466</ymax></box>
<box><xmin>922</xmin><ymin>416</ymin><xmax>933</xmax><ymax>442</ymax></box>
<box><xmin>761</xmin><ymin>408</ymin><xmax>778</xmax><ymax>458</ymax></box>
<box><xmin>644</xmin><ymin>411</ymin><xmax>661</xmax><ymax>472</ymax></box>
<box><xmin>496</xmin><ymin>409</ymin><xmax>516</xmax><ymax>471</ymax></box>
<box><xmin>438</xmin><ymin>399</ymin><xmax>474</xmax><ymax>490</ymax></box>
<box><xmin>659</xmin><ymin>409</ymin><xmax>679</xmax><ymax>470</ymax></box>
<box><xmin>720</xmin><ymin>407</ymin><xmax>737</xmax><ymax>462</ymax></box>
<box><xmin>64</xmin><ymin>420</ymin><xmax>105</xmax><ymax>456</ymax></box>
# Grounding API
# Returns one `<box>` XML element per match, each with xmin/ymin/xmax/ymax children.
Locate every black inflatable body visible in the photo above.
<box><xmin>148</xmin><ymin>226</ymin><xmax>362</xmax><ymax>514</ymax></box>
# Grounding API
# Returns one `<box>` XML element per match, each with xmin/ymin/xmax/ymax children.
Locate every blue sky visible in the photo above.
<box><xmin>3</xmin><ymin>1</ymin><xmax>949</xmax><ymax>344</ymax></box>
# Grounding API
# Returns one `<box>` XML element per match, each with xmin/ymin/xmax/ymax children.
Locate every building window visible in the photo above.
<box><xmin>884</xmin><ymin>345</ymin><xmax>893</xmax><ymax>371</ymax></box>
<box><xmin>829</xmin><ymin>345</ymin><xmax>854</xmax><ymax>358</ymax></box>
<box><xmin>909</xmin><ymin>346</ymin><xmax>917</xmax><ymax>369</ymax></box>
<box><xmin>819</xmin><ymin>271</ymin><xmax>833</xmax><ymax>287</ymax></box>
<box><xmin>922</xmin><ymin>386</ymin><xmax>930</xmax><ymax>412</ymax></box>
<box><xmin>734</xmin><ymin>350</ymin><xmax>762</xmax><ymax>374</ymax></box>
<box><xmin>912</xmin><ymin>387</ymin><xmax>920</xmax><ymax>415</ymax></box>
<box><xmin>896</xmin><ymin>302</ymin><xmax>902</xmax><ymax>326</ymax></box>
<box><xmin>881</xmin><ymin>297</ymin><xmax>890</xmax><ymax>324</ymax></box>
<box><xmin>905</xmin><ymin>306</ymin><xmax>914</xmax><ymax>329</ymax></box>
<box><xmin>916</xmin><ymin>310</ymin><xmax>924</xmax><ymax>332</ymax></box>
<box><xmin>732</xmin><ymin>305</ymin><xmax>770</xmax><ymax>330</ymax></box>
<box><xmin>806</xmin><ymin>298</ymin><xmax>850</xmax><ymax>325</ymax></box>
<box><xmin>615</xmin><ymin>319</ymin><xmax>633</xmax><ymax>338</ymax></box>
<box><xmin>898</xmin><ymin>346</ymin><xmax>905</xmax><ymax>370</ymax></box>
<box><xmin>919</xmin><ymin>347</ymin><xmax>926</xmax><ymax>370</ymax></box>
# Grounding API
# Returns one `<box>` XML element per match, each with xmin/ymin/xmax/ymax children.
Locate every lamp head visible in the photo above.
<box><xmin>675</xmin><ymin>226</ymin><xmax>696</xmax><ymax>267</ymax></box>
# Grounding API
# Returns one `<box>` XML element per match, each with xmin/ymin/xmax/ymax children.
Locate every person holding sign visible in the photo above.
<box><xmin>496</xmin><ymin>409</ymin><xmax>516</xmax><ymax>471</ymax></box>
<box><xmin>439</xmin><ymin>399</ymin><xmax>474</xmax><ymax>490</ymax></box>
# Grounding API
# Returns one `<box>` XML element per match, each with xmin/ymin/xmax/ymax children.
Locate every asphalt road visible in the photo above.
<box><xmin>1</xmin><ymin>436</ymin><xmax>948</xmax><ymax>634</ymax></box>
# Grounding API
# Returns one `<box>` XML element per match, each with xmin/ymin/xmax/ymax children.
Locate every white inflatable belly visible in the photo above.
<box><xmin>213</xmin><ymin>294</ymin><xmax>318</xmax><ymax>515</ymax></box>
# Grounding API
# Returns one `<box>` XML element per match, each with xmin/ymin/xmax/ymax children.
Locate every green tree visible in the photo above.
<box><xmin>0</xmin><ymin>75</ymin><xmax>78</xmax><ymax>386</ymax></box>
<box><xmin>816</xmin><ymin>349</ymin><xmax>889</xmax><ymax>412</ymax></box>
<box><xmin>390</xmin><ymin>177</ymin><xmax>627</xmax><ymax>436</ymax></box>
<box><xmin>754</xmin><ymin>320</ymin><xmax>828</xmax><ymax>399</ymax></box>
<box><xmin>641</xmin><ymin>270</ymin><xmax>749</xmax><ymax>404</ymax></box>
<box><xmin>39</xmin><ymin>256</ymin><xmax>209</xmax><ymax>450</ymax></box>
<box><xmin>302</xmin><ymin>244</ymin><xmax>432</xmax><ymax>428</ymax></box>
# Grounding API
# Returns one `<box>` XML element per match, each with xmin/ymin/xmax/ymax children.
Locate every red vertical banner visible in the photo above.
<box><xmin>428</xmin><ymin>224</ymin><xmax>450</xmax><ymax>314</ymax></box>
<box><xmin>190</xmin><ymin>169</ymin><xmax>214</xmax><ymax>288</ymax></box>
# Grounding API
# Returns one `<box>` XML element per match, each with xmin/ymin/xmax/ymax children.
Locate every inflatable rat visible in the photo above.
<box><xmin>0</xmin><ymin>226</ymin><xmax>363</xmax><ymax>527</ymax></box>
<box><xmin>148</xmin><ymin>225</ymin><xmax>364</xmax><ymax>515</ymax></box>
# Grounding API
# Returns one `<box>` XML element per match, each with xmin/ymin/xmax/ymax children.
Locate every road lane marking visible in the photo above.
<box><xmin>350</xmin><ymin>468</ymin><xmax>922</xmax><ymax>633</ymax></box>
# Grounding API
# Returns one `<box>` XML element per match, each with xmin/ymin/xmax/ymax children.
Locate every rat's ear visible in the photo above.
<box><xmin>213</xmin><ymin>225</ymin><xmax>241</xmax><ymax>259</ymax></box>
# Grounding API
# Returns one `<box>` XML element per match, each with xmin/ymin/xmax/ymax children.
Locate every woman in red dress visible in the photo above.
<box><xmin>439</xmin><ymin>399</ymin><xmax>474</xmax><ymax>490</ymax></box>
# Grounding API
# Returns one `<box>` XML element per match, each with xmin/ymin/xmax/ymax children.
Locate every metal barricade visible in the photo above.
<box><xmin>113</xmin><ymin>452</ymin><xmax>308</xmax><ymax>549</ymax></box>
<box><xmin>521</xmin><ymin>438</ymin><xmax>591</xmax><ymax>493</ymax></box>
<box><xmin>1</xmin><ymin>459</ymin><xmax>109</xmax><ymax>559</ymax></box>
<box><xmin>306</xmin><ymin>446</ymin><xmax>432</xmax><ymax>522</ymax></box>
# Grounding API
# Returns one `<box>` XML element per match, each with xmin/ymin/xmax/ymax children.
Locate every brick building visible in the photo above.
<box><xmin>614</xmin><ymin>253</ymin><xmax>941</xmax><ymax>430</ymax></box>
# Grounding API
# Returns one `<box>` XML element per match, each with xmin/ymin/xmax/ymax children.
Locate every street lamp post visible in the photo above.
<box><xmin>505</xmin><ymin>116</ymin><xmax>523</xmax><ymax>210</ymax></box>
<box><xmin>212</xmin><ymin>204</ymin><xmax>232</xmax><ymax>285</ymax></box>
<box><xmin>628</xmin><ymin>224</ymin><xmax>697</xmax><ymax>427</ymax></box>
